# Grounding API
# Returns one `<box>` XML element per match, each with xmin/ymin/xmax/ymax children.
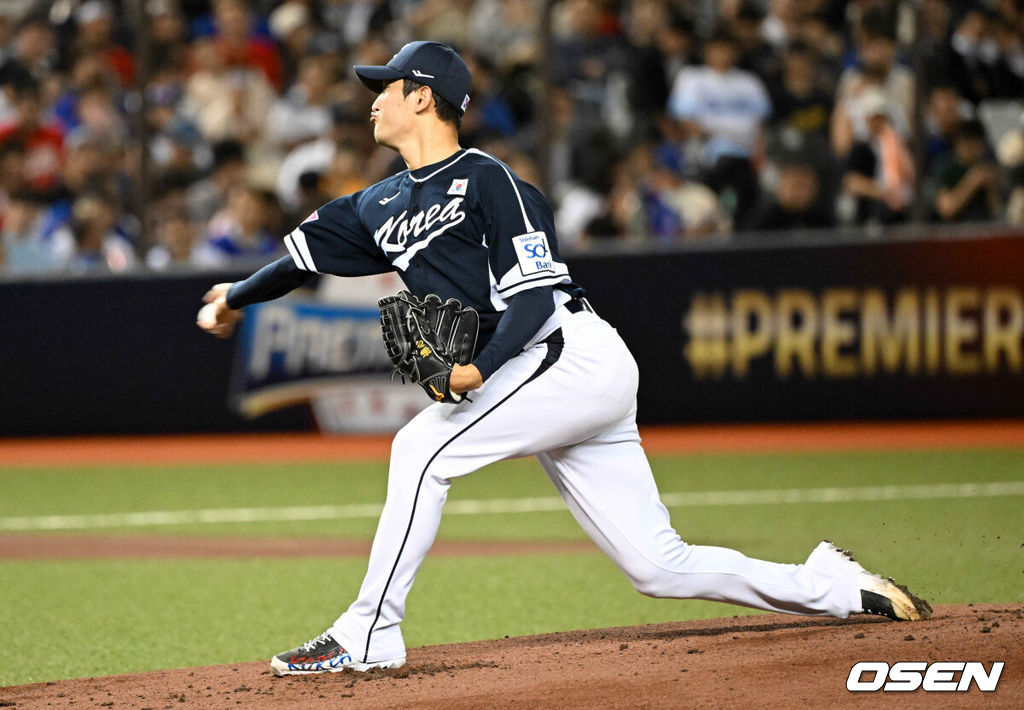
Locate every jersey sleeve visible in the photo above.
<box><xmin>479</xmin><ymin>163</ymin><xmax>570</xmax><ymax>299</ymax></box>
<box><xmin>283</xmin><ymin>192</ymin><xmax>392</xmax><ymax>276</ymax></box>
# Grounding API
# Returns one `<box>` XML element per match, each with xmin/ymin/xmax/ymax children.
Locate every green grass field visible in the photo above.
<box><xmin>1</xmin><ymin>448</ymin><xmax>1022</xmax><ymax>686</ymax></box>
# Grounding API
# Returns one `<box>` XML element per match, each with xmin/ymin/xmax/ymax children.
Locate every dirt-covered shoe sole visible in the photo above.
<box><xmin>819</xmin><ymin>540</ymin><xmax>932</xmax><ymax>621</ymax></box>
<box><xmin>859</xmin><ymin>573</ymin><xmax>933</xmax><ymax>621</ymax></box>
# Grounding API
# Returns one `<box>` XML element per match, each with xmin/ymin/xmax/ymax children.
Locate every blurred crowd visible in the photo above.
<box><xmin>2</xmin><ymin>0</ymin><xmax>1024</xmax><ymax>274</ymax></box>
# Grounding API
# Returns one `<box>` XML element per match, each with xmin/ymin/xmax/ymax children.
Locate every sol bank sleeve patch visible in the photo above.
<box><xmin>512</xmin><ymin>231</ymin><xmax>555</xmax><ymax>276</ymax></box>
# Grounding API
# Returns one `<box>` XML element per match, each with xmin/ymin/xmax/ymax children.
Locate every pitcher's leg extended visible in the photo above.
<box><xmin>536</xmin><ymin>426</ymin><xmax>864</xmax><ymax>618</ymax></box>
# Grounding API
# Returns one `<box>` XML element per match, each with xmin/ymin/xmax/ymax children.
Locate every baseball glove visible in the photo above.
<box><xmin>378</xmin><ymin>290</ymin><xmax>480</xmax><ymax>403</ymax></box>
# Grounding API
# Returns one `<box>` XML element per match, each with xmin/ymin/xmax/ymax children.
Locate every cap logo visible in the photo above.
<box><xmin>411</xmin><ymin>69</ymin><xmax>435</xmax><ymax>79</ymax></box>
<box><xmin>461</xmin><ymin>94</ymin><xmax>471</xmax><ymax>112</ymax></box>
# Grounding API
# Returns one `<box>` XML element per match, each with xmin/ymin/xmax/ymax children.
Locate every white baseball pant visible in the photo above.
<box><xmin>330</xmin><ymin>308</ymin><xmax>862</xmax><ymax>663</ymax></box>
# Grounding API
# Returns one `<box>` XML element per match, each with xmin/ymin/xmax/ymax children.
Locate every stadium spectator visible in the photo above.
<box><xmin>145</xmin><ymin>59</ymin><xmax>208</xmax><ymax>179</ymax></box>
<box><xmin>273</xmin><ymin>103</ymin><xmax>370</xmax><ymax>215</ymax></box>
<box><xmin>0</xmin><ymin>75</ymin><xmax>63</xmax><ymax>194</ymax></box>
<box><xmin>292</xmin><ymin>169</ymin><xmax>331</xmax><ymax>225</ymax></box>
<box><xmin>320</xmin><ymin>143</ymin><xmax>371</xmax><ymax>201</ymax></box>
<box><xmin>729</xmin><ymin>4</ymin><xmax>781</xmax><ymax>85</ymax></box>
<box><xmin>924</xmin><ymin>84</ymin><xmax>965</xmax><ymax>171</ymax></box>
<box><xmin>539</xmin><ymin>86</ymin><xmax>581</xmax><ymax>203</ymax></box>
<box><xmin>188</xmin><ymin>138</ymin><xmax>247</xmax><ymax>225</ymax></box>
<box><xmin>466</xmin><ymin>0</ymin><xmax>541</xmax><ymax>71</ymax></box>
<box><xmin>653</xmin><ymin>10</ymin><xmax>695</xmax><ymax>90</ymax></box>
<box><xmin>620</xmin><ymin>0</ymin><xmax>679</xmax><ymax>125</ymax></box>
<box><xmin>554</xmin><ymin>126</ymin><xmax>620</xmax><ymax>248</ymax></box>
<box><xmin>0</xmin><ymin>0</ymin><xmax>1022</xmax><ymax>272</ymax></box>
<box><xmin>929</xmin><ymin>119</ymin><xmax>1002</xmax><ymax>223</ymax></box>
<box><xmin>52</xmin><ymin>48</ymin><xmax>120</xmax><ymax>135</ymax></box>
<box><xmin>768</xmin><ymin>39</ymin><xmax>834</xmax><ymax>147</ymax></box>
<box><xmin>317</xmin><ymin>0</ymin><xmax>396</xmax><ymax>50</ymax></box>
<box><xmin>582</xmin><ymin>142</ymin><xmax>664</xmax><ymax>246</ymax></box>
<box><xmin>792</xmin><ymin>10</ymin><xmax>843</xmax><ymax>93</ymax></box>
<box><xmin>1</xmin><ymin>11</ymin><xmax>56</xmax><ymax>84</ymax></box>
<box><xmin>145</xmin><ymin>205</ymin><xmax>199</xmax><ymax>270</ymax></box>
<box><xmin>0</xmin><ymin>132</ymin><xmax>28</xmax><ymax>217</ymax></box>
<box><xmin>144</xmin><ymin>59</ymin><xmax>188</xmax><ymax>132</ymax></box>
<box><xmin>50</xmin><ymin>188</ymin><xmax>136</xmax><ymax>273</ymax></box>
<box><xmin>64</xmin><ymin>79</ymin><xmax>124</xmax><ymax>141</ymax></box>
<box><xmin>0</xmin><ymin>188</ymin><xmax>55</xmax><ymax>272</ymax></box>
<box><xmin>207</xmin><ymin>0</ymin><xmax>284</xmax><ymax>90</ymax></box>
<box><xmin>759</xmin><ymin>0</ymin><xmax>802</xmax><ymax>55</ymax></box>
<box><xmin>459</xmin><ymin>53</ymin><xmax>519</xmax><ymax>145</ymax></box>
<box><xmin>0</xmin><ymin>59</ymin><xmax>29</xmax><ymax>125</ymax></box>
<box><xmin>60</xmin><ymin>126</ymin><xmax>121</xmax><ymax>199</ymax></box>
<box><xmin>830</xmin><ymin>14</ymin><xmax>913</xmax><ymax>160</ymax></box>
<box><xmin>152</xmin><ymin>117</ymin><xmax>207</xmax><ymax>177</ymax></box>
<box><xmin>265</xmin><ymin>53</ymin><xmax>336</xmax><ymax>153</ymax></box>
<box><xmin>71</xmin><ymin>1</ymin><xmax>134</xmax><ymax>87</ymax></box>
<box><xmin>633</xmin><ymin>142</ymin><xmax>731</xmax><ymax>242</ymax></box>
<box><xmin>916</xmin><ymin>0</ymin><xmax>956</xmax><ymax>91</ymax></box>
<box><xmin>947</xmin><ymin>7</ymin><xmax>1024</xmax><ymax>104</ymax></box>
<box><xmin>267</xmin><ymin>1</ymin><xmax>316</xmax><ymax>86</ymax></box>
<box><xmin>751</xmin><ymin>158</ymin><xmax>835</xmax><ymax>231</ymax></box>
<box><xmin>194</xmin><ymin>183</ymin><xmax>282</xmax><ymax>267</ymax></box>
<box><xmin>840</xmin><ymin>88</ymin><xmax>915</xmax><ymax>225</ymax></box>
<box><xmin>184</xmin><ymin>37</ymin><xmax>275</xmax><ymax>144</ymax></box>
<box><xmin>407</xmin><ymin>0</ymin><xmax>476</xmax><ymax>50</ymax></box>
<box><xmin>147</xmin><ymin>0</ymin><xmax>190</xmax><ymax>68</ymax></box>
<box><xmin>552</xmin><ymin>0</ymin><xmax>632</xmax><ymax>136</ymax></box>
<box><xmin>667</xmin><ymin>27</ymin><xmax>771</xmax><ymax>230</ymax></box>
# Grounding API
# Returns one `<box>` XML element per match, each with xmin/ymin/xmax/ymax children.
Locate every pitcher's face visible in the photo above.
<box><xmin>370</xmin><ymin>79</ymin><xmax>418</xmax><ymax>149</ymax></box>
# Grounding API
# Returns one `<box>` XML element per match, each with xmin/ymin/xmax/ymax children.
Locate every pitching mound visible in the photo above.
<box><xmin>3</xmin><ymin>604</ymin><xmax>1020</xmax><ymax>709</ymax></box>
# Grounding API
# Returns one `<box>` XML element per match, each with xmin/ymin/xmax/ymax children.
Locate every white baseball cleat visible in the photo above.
<box><xmin>815</xmin><ymin>540</ymin><xmax>933</xmax><ymax>621</ymax></box>
<box><xmin>270</xmin><ymin>631</ymin><xmax>405</xmax><ymax>676</ymax></box>
<box><xmin>858</xmin><ymin>572</ymin><xmax>933</xmax><ymax>621</ymax></box>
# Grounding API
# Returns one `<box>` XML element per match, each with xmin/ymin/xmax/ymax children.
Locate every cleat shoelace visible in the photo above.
<box><xmin>301</xmin><ymin>632</ymin><xmax>333</xmax><ymax>652</ymax></box>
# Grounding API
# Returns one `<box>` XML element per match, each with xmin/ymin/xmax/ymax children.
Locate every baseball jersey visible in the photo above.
<box><xmin>283</xmin><ymin>148</ymin><xmax>575</xmax><ymax>346</ymax></box>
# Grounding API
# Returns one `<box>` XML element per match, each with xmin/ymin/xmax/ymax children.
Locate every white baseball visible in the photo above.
<box><xmin>197</xmin><ymin>302</ymin><xmax>220</xmax><ymax>329</ymax></box>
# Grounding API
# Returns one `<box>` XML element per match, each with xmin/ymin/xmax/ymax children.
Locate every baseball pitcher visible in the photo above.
<box><xmin>198</xmin><ymin>41</ymin><xmax>930</xmax><ymax>676</ymax></box>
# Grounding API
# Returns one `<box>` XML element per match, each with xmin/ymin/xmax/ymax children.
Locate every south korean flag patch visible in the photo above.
<box><xmin>512</xmin><ymin>231</ymin><xmax>554</xmax><ymax>276</ymax></box>
<box><xmin>448</xmin><ymin>178</ymin><xmax>468</xmax><ymax>196</ymax></box>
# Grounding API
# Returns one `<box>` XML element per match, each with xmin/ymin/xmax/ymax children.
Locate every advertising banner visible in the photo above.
<box><xmin>2</xmin><ymin>232</ymin><xmax>1021</xmax><ymax>435</ymax></box>
<box><xmin>571</xmin><ymin>234</ymin><xmax>1024</xmax><ymax>422</ymax></box>
<box><xmin>229</xmin><ymin>299</ymin><xmax>426</xmax><ymax>432</ymax></box>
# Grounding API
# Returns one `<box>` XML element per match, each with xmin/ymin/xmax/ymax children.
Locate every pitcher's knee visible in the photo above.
<box><xmin>389</xmin><ymin>422</ymin><xmax>457</xmax><ymax>491</ymax></box>
<box><xmin>391</xmin><ymin>422</ymin><xmax>438</xmax><ymax>467</ymax></box>
<box><xmin>626</xmin><ymin>563</ymin><xmax>672</xmax><ymax>598</ymax></box>
<box><xmin>391</xmin><ymin>421</ymin><xmax>422</xmax><ymax>456</ymax></box>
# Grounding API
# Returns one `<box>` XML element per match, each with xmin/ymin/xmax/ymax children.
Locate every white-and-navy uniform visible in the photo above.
<box><xmin>227</xmin><ymin>148</ymin><xmax>862</xmax><ymax>665</ymax></box>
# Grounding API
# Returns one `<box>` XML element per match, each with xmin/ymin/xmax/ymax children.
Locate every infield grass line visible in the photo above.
<box><xmin>2</xmin><ymin>481</ymin><xmax>1023</xmax><ymax>532</ymax></box>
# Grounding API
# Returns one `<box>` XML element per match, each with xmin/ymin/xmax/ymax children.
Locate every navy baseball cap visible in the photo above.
<box><xmin>354</xmin><ymin>41</ymin><xmax>473</xmax><ymax>115</ymax></box>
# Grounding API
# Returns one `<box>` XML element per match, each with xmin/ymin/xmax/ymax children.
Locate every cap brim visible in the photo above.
<box><xmin>353</xmin><ymin>65</ymin><xmax>405</xmax><ymax>94</ymax></box>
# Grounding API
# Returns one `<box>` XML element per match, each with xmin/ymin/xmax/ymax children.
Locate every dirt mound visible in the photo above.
<box><xmin>3</xmin><ymin>604</ymin><xmax>1020</xmax><ymax>709</ymax></box>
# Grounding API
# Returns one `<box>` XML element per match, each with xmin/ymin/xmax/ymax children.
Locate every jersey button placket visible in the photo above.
<box><xmin>411</xmin><ymin>181</ymin><xmax>422</xmax><ymax>214</ymax></box>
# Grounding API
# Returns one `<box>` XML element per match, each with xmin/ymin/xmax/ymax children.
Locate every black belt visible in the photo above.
<box><xmin>564</xmin><ymin>296</ymin><xmax>595</xmax><ymax>315</ymax></box>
